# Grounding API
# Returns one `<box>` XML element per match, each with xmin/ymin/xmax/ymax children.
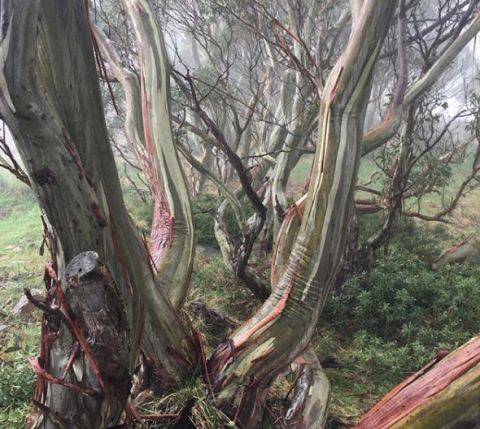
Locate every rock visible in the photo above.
<box><xmin>12</xmin><ymin>292</ymin><xmax>42</xmax><ymax>317</ymax></box>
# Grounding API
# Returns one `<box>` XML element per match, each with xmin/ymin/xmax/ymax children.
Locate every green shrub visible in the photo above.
<box><xmin>192</xmin><ymin>195</ymin><xmax>222</xmax><ymax>248</ymax></box>
<box><xmin>0</xmin><ymin>360</ymin><xmax>34</xmax><ymax>410</ymax></box>
<box><xmin>319</xmin><ymin>233</ymin><xmax>480</xmax><ymax>420</ymax></box>
<box><xmin>323</xmin><ymin>251</ymin><xmax>480</xmax><ymax>348</ymax></box>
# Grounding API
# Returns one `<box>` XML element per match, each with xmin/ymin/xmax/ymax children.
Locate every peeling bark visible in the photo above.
<box><xmin>285</xmin><ymin>348</ymin><xmax>331</xmax><ymax>429</ymax></box>
<box><xmin>355</xmin><ymin>337</ymin><xmax>480</xmax><ymax>429</ymax></box>
<box><xmin>29</xmin><ymin>252</ymin><xmax>130</xmax><ymax>429</ymax></box>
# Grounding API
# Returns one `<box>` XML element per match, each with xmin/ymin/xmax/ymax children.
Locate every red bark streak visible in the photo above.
<box><xmin>293</xmin><ymin>202</ymin><xmax>303</xmax><ymax>220</ymax></box>
<box><xmin>61</xmin><ymin>342</ymin><xmax>81</xmax><ymax>380</ymax></box>
<box><xmin>233</xmin><ymin>268</ymin><xmax>298</xmax><ymax>349</ymax></box>
<box><xmin>355</xmin><ymin>337</ymin><xmax>480</xmax><ymax>428</ymax></box>
<box><xmin>34</xmin><ymin>264</ymin><xmax>60</xmax><ymax>403</ymax></box>
<box><xmin>91</xmin><ymin>202</ymin><xmax>108</xmax><ymax>227</ymax></box>
<box><xmin>140</xmin><ymin>71</ymin><xmax>154</xmax><ymax>162</ymax></box>
<box><xmin>29</xmin><ymin>357</ymin><xmax>98</xmax><ymax>397</ymax></box>
<box><xmin>41</xmin><ymin>265</ymin><xmax>107</xmax><ymax>391</ymax></box>
<box><xmin>271</xmin><ymin>200</ymin><xmax>305</xmax><ymax>288</ymax></box>
<box><xmin>443</xmin><ymin>237</ymin><xmax>471</xmax><ymax>255</ymax></box>
<box><xmin>35</xmin><ymin>320</ymin><xmax>57</xmax><ymax>403</ymax></box>
<box><xmin>139</xmin><ymin>71</ymin><xmax>175</xmax><ymax>267</ymax></box>
<box><xmin>150</xmin><ymin>198</ymin><xmax>175</xmax><ymax>266</ymax></box>
<box><xmin>124</xmin><ymin>401</ymin><xmax>145</xmax><ymax>427</ymax></box>
<box><xmin>45</xmin><ymin>262</ymin><xmax>58</xmax><ymax>281</ymax></box>
<box><xmin>63</xmin><ymin>131</ymin><xmax>88</xmax><ymax>182</ymax></box>
<box><xmin>33</xmin><ymin>263</ymin><xmax>109</xmax><ymax>404</ymax></box>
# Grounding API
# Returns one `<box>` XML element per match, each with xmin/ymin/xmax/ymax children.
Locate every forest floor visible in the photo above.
<box><xmin>1</xmin><ymin>158</ymin><xmax>479</xmax><ymax>427</ymax></box>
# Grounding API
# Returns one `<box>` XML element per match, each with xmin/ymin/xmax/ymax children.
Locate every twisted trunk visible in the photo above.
<box><xmin>118</xmin><ymin>0</ymin><xmax>195</xmax><ymax>310</ymax></box>
<box><xmin>208</xmin><ymin>3</ymin><xmax>398</xmax><ymax>427</ymax></box>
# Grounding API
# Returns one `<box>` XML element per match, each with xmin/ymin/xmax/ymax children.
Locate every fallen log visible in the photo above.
<box><xmin>354</xmin><ymin>336</ymin><xmax>480</xmax><ymax>429</ymax></box>
<box><xmin>433</xmin><ymin>233</ymin><xmax>480</xmax><ymax>270</ymax></box>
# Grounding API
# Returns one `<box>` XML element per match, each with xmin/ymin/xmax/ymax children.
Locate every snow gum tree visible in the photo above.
<box><xmin>0</xmin><ymin>0</ymin><xmax>198</xmax><ymax>426</ymax></box>
<box><xmin>1</xmin><ymin>0</ymin><xmax>480</xmax><ymax>428</ymax></box>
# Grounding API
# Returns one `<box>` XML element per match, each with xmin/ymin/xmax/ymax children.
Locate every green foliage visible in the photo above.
<box><xmin>0</xmin><ymin>315</ymin><xmax>38</xmax><ymax>423</ymax></box>
<box><xmin>189</xmin><ymin>256</ymin><xmax>257</xmax><ymax>325</ymax></box>
<box><xmin>0</xmin><ymin>359</ymin><xmax>35</xmax><ymax>413</ymax></box>
<box><xmin>324</xmin><ymin>251</ymin><xmax>480</xmax><ymax>347</ymax></box>
<box><xmin>387</xmin><ymin>218</ymin><xmax>450</xmax><ymax>262</ymax></box>
<box><xmin>0</xmin><ymin>325</ymin><xmax>37</xmax><ymax>427</ymax></box>
<box><xmin>0</xmin><ymin>173</ymin><xmax>41</xmax><ymax>426</ymax></box>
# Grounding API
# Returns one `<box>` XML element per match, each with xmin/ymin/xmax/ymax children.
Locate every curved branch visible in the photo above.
<box><xmin>362</xmin><ymin>10</ymin><xmax>480</xmax><ymax>155</ymax></box>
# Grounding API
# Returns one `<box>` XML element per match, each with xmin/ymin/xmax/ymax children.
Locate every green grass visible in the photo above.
<box><xmin>0</xmin><ymin>173</ymin><xmax>42</xmax><ymax>427</ymax></box>
<box><xmin>289</xmin><ymin>155</ymin><xmax>313</xmax><ymax>183</ymax></box>
<box><xmin>0</xmin><ymin>196</ymin><xmax>43</xmax><ymax>271</ymax></box>
<box><xmin>289</xmin><ymin>156</ymin><xmax>378</xmax><ymax>187</ymax></box>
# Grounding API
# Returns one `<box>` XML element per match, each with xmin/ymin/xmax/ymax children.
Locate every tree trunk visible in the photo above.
<box><xmin>208</xmin><ymin>2</ymin><xmax>398</xmax><ymax>427</ymax></box>
<box><xmin>28</xmin><ymin>252</ymin><xmax>130</xmax><ymax>428</ymax></box>
<box><xmin>116</xmin><ymin>0</ymin><xmax>196</xmax><ymax>311</ymax></box>
<box><xmin>0</xmin><ymin>1</ymin><xmax>197</xmax><ymax>425</ymax></box>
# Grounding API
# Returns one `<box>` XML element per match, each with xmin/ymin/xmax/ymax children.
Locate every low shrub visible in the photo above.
<box><xmin>323</xmin><ymin>251</ymin><xmax>480</xmax><ymax>348</ymax></box>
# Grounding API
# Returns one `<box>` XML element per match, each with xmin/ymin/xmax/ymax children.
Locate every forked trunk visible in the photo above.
<box><xmin>208</xmin><ymin>2</ymin><xmax>398</xmax><ymax>427</ymax></box>
<box><xmin>0</xmin><ymin>1</ymin><xmax>197</xmax><ymax>426</ymax></box>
